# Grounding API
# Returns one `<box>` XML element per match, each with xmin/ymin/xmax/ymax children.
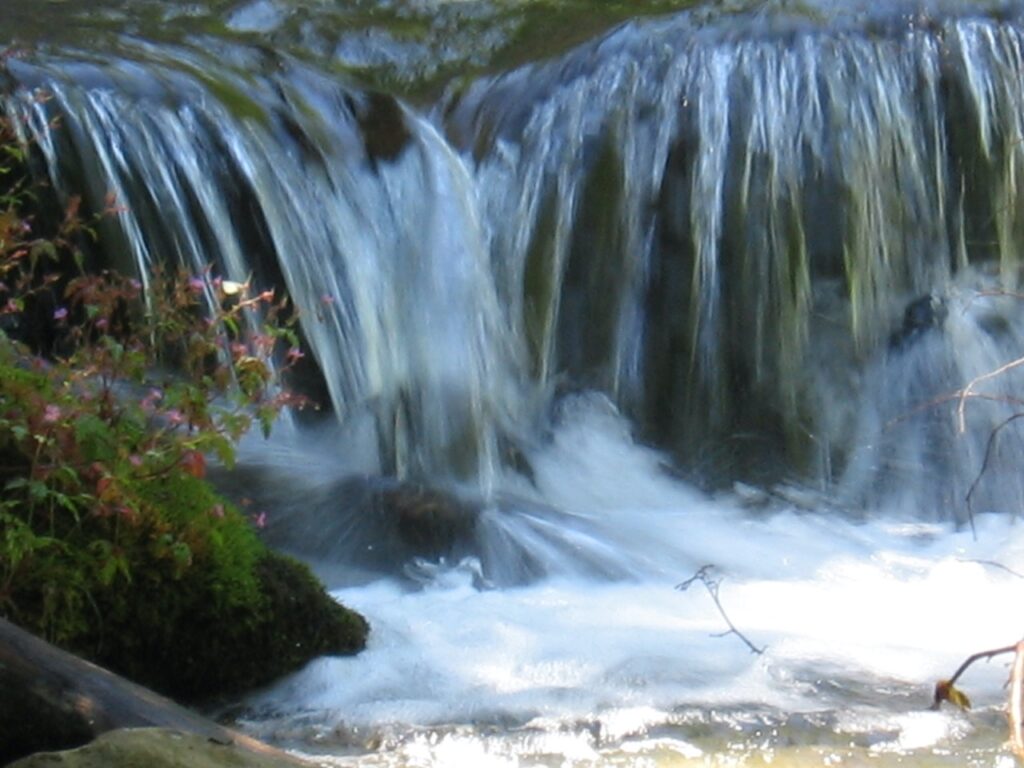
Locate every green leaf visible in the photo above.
<box><xmin>5</xmin><ymin>476</ymin><xmax>28</xmax><ymax>491</ymax></box>
<box><xmin>75</xmin><ymin>413</ymin><xmax>117</xmax><ymax>462</ymax></box>
<box><xmin>28</xmin><ymin>480</ymin><xmax>50</xmax><ymax>502</ymax></box>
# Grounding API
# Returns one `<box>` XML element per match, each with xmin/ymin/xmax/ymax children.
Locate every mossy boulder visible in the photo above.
<box><xmin>82</xmin><ymin>547</ymin><xmax>368</xmax><ymax>703</ymax></box>
<box><xmin>2</xmin><ymin>437</ymin><xmax>368</xmax><ymax>703</ymax></box>
<box><xmin>79</xmin><ymin>475</ymin><xmax>368</xmax><ymax>702</ymax></box>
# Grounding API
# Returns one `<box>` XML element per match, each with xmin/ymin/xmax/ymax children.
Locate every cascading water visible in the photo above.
<box><xmin>6</xmin><ymin>55</ymin><xmax>520</xmax><ymax>486</ymax></box>
<box><xmin>447</xmin><ymin>8</ymin><xmax>1024</xmax><ymax>509</ymax></box>
<box><xmin>7</xmin><ymin>1</ymin><xmax>1024</xmax><ymax>764</ymax></box>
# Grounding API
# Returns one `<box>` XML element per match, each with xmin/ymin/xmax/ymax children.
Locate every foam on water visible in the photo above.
<box><xmin>235</xmin><ymin>399</ymin><xmax>1024</xmax><ymax>764</ymax></box>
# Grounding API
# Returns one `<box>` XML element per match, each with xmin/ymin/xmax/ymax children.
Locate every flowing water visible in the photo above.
<box><xmin>6</xmin><ymin>0</ymin><xmax>1024</xmax><ymax>764</ymax></box>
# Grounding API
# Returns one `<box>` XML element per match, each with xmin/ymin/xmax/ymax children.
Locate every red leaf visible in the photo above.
<box><xmin>181</xmin><ymin>450</ymin><xmax>206</xmax><ymax>479</ymax></box>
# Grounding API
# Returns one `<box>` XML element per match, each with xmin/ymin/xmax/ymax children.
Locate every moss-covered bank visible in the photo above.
<box><xmin>0</xmin><ymin>348</ymin><xmax>367</xmax><ymax>703</ymax></box>
<box><xmin>1</xmin><ymin>440</ymin><xmax>369</xmax><ymax>702</ymax></box>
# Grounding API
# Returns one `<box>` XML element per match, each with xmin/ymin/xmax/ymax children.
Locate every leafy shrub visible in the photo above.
<box><xmin>0</xmin><ymin>95</ymin><xmax>366</xmax><ymax>699</ymax></box>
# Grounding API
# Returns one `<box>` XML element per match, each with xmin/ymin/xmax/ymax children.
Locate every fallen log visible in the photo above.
<box><xmin>0</xmin><ymin>618</ymin><xmax>307</xmax><ymax>766</ymax></box>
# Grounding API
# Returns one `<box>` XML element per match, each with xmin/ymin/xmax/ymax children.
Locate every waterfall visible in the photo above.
<box><xmin>445</xmin><ymin>10</ymin><xmax>1024</xmax><ymax>516</ymax></box>
<box><xmin>4</xmin><ymin>56</ymin><xmax>521</xmax><ymax>489</ymax></box>
<box><xmin>6</xmin><ymin>6</ymin><xmax>1024</xmax><ymax>523</ymax></box>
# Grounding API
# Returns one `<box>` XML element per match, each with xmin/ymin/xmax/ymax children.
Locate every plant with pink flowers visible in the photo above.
<box><xmin>0</xmin><ymin>107</ymin><xmax>365</xmax><ymax>699</ymax></box>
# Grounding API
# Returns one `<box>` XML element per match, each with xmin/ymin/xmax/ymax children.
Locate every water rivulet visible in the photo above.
<box><xmin>10</xmin><ymin>6</ymin><xmax>1024</xmax><ymax>528</ymax></box>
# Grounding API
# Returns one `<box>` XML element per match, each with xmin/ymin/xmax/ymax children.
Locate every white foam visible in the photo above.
<box><xmin>243</xmin><ymin>403</ymin><xmax>1024</xmax><ymax>762</ymax></box>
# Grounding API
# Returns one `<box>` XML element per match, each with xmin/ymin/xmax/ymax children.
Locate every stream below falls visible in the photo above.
<box><xmin>225</xmin><ymin>402</ymin><xmax>1024</xmax><ymax>767</ymax></box>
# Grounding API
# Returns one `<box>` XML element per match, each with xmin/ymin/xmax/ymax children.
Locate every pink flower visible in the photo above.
<box><xmin>188</xmin><ymin>276</ymin><xmax>205</xmax><ymax>293</ymax></box>
<box><xmin>42</xmin><ymin>404</ymin><xmax>62</xmax><ymax>423</ymax></box>
<box><xmin>252</xmin><ymin>334</ymin><xmax>273</xmax><ymax>354</ymax></box>
<box><xmin>286</xmin><ymin>347</ymin><xmax>304</xmax><ymax>363</ymax></box>
<box><xmin>52</xmin><ymin>307</ymin><xmax>68</xmax><ymax>321</ymax></box>
<box><xmin>128</xmin><ymin>454</ymin><xmax>143</xmax><ymax>467</ymax></box>
<box><xmin>252</xmin><ymin>511</ymin><xmax>268</xmax><ymax>529</ymax></box>
<box><xmin>165</xmin><ymin>409</ymin><xmax>185</xmax><ymax>425</ymax></box>
<box><xmin>140</xmin><ymin>388</ymin><xmax>163</xmax><ymax>411</ymax></box>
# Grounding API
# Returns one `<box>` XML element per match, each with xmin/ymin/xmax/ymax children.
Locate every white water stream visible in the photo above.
<box><xmin>232</xmin><ymin>399</ymin><xmax>1024</xmax><ymax>766</ymax></box>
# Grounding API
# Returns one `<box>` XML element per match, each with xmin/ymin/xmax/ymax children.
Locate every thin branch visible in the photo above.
<box><xmin>948</xmin><ymin>645</ymin><xmax>1018</xmax><ymax>687</ymax></box>
<box><xmin>1011</xmin><ymin>641</ymin><xmax>1024</xmax><ymax>759</ymax></box>
<box><xmin>964</xmin><ymin>412</ymin><xmax>1024</xmax><ymax>539</ymax></box>
<box><xmin>958</xmin><ymin>559</ymin><xmax>1024</xmax><ymax>580</ymax></box>
<box><xmin>968</xmin><ymin>289</ymin><xmax>1024</xmax><ymax>303</ymax></box>
<box><xmin>931</xmin><ymin>643</ymin><xmax>1018</xmax><ymax>710</ymax></box>
<box><xmin>677</xmin><ymin>565</ymin><xmax>765</xmax><ymax>655</ymax></box>
<box><xmin>884</xmin><ymin>391</ymin><xmax>1024</xmax><ymax>431</ymax></box>
<box><xmin>957</xmin><ymin>356</ymin><xmax>1024</xmax><ymax>434</ymax></box>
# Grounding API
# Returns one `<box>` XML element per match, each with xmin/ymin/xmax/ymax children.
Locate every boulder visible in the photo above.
<box><xmin>241</xmin><ymin>473</ymin><xmax>480</xmax><ymax>581</ymax></box>
<box><xmin>0</xmin><ymin>618</ymin><xmax>307</xmax><ymax>766</ymax></box>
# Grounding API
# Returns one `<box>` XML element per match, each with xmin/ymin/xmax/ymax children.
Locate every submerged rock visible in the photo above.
<box><xmin>385</xmin><ymin>482</ymin><xmax>478</xmax><ymax>557</ymax></box>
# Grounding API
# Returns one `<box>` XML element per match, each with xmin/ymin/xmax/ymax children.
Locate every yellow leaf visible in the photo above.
<box><xmin>935</xmin><ymin>679</ymin><xmax>972</xmax><ymax>710</ymax></box>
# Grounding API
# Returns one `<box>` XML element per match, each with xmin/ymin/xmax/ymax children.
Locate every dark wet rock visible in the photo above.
<box><xmin>345</xmin><ymin>91</ymin><xmax>412</xmax><ymax>165</ymax></box>
<box><xmin>386</xmin><ymin>482</ymin><xmax>478</xmax><ymax>557</ymax></box>
<box><xmin>0</xmin><ymin>619</ymin><xmax>307</xmax><ymax>766</ymax></box>
<box><xmin>888</xmin><ymin>294</ymin><xmax>948</xmax><ymax>351</ymax></box>
<box><xmin>250</xmin><ymin>475</ymin><xmax>480</xmax><ymax>579</ymax></box>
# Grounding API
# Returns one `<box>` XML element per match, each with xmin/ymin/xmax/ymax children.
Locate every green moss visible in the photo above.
<box><xmin>0</xmin><ymin>345</ymin><xmax>368</xmax><ymax>703</ymax></box>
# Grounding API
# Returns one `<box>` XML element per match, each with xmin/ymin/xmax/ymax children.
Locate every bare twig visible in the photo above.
<box><xmin>884</xmin><ymin>391</ymin><xmax>1024</xmax><ymax>431</ymax></box>
<box><xmin>676</xmin><ymin>565</ymin><xmax>765</xmax><ymax>655</ymax></box>
<box><xmin>957</xmin><ymin>357</ymin><xmax>1024</xmax><ymax>434</ymax></box>
<box><xmin>931</xmin><ymin>643</ymin><xmax>1018</xmax><ymax>710</ymax></box>
<box><xmin>964</xmin><ymin>412</ymin><xmax>1024</xmax><ymax>539</ymax></box>
<box><xmin>1010</xmin><ymin>641</ymin><xmax>1024</xmax><ymax>759</ymax></box>
<box><xmin>957</xmin><ymin>559</ymin><xmax>1024</xmax><ymax>580</ymax></box>
<box><xmin>968</xmin><ymin>289</ymin><xmax>1024</xmax><ymax>303</ymax></box>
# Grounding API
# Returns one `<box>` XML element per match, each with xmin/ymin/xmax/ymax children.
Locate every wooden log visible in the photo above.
<box><xmin>0</xmin><ymin>618</ymin><xmax>307</xmax><ymax>766</ymax></box>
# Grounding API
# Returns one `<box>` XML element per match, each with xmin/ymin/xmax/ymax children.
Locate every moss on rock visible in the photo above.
<box><xmin>73</xmin><ymin>475</ymin><xmax>369</xmax><ymax>702</ymax></box>
<box><xmin>83</xmin><ymin>547</ymin><xmax>369</xmax><ymax>703</ymax></box>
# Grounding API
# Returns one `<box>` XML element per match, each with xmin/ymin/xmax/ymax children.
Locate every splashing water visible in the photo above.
<box><xmin>231</xmin><ymin>398</ymin><xmax>1024</xmax><ymax>766</ymax></box>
